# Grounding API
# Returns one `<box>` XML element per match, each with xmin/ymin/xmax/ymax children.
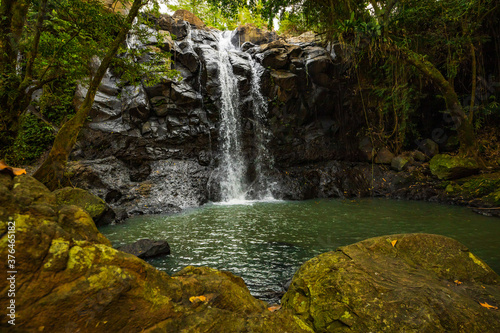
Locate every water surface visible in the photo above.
<box><xmin>100</xmin><ymin>198</ymin><xmax>500</xmax><ymax>303</ymax></box>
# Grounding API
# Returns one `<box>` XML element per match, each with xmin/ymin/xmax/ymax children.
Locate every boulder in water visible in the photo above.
<box><xmin>118</xmin><ymin>239</ymin><xmax>171</xmax><ymax>259</ymax></box>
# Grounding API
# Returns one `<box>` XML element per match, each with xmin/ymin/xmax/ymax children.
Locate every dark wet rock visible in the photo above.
<box><xmin>375</xmin><ymin>147</ymin><xmax>395</xmax><ymax>164</ymax></box>
<box><xmin>413</xmin><ymin>150</ymin><xmax>427</xmax><ymax>161</ymax></box>
<box><xmin>53</xmin><ymin>187</ymin><xmax>115</xmax><ymax>226</ymax></box>
<box><xmin>158</xmin><ymin>14</ymin><xmax>189</xmax><ymax>40</ymax></box>
<box><xmin>258</xmin><ymin>48</ymin><xmax>289</xmax><ymax>69</ymax></box>
<box><xmin>118</xmin><ymin>239</ymin><xmax>171</xmax><ymax>259</ymax></box>
<box><xmin>122</xmin><ymin>85</ymin><xmax>151</xmax><ymax>124</ymax></box>
<box><xmin>391</xmin><ymin>155</ymin><xmax>412</xmax><ymax>171</ymax></box>
<box><xmin>65</xmin><ymin>157</ymin><xmax>210</xmax><ymax>217</ymax></box>
<box><xmin>283</xmin><ymin>233</ymin><xmax>500</xmax><ymax>332</ymax></box>
<box><xmin>430</xmin><ymin>154</ymin><xmax>480</xmax><ymax>180</ymax></box>
<box><xmin>419</xmin><ymin>138</ymin><xmax>440</xmax><ymax>157</ymax></box>
<box><xmin>358</xmin><ymin>137</ymin><xmax>374</xmax><ymax>161</ymax></box>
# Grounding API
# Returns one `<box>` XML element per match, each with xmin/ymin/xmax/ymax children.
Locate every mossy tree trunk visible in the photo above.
<box><xmin>33</xmin><ymin>0</ymin><xmax>146</xmax><ymax>190</ymax></box>
<box><xmin>0</xmin><ymin>0</ymin><xmax>32</xmax><ymax>148</ymax></box>
<box><xmin>401</xmin><ymin>49</ymin><xmax>476</xmax><ymax>156</ymax></box>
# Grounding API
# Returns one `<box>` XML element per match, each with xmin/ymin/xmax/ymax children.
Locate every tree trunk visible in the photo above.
<box><xmin>401</xmin><ymin>49</ymin><xmax>476</xmax><ymax>156</ymax></box>
<box><xmin>33</xmin><ymin>0</ymin><xmax>145</xmax><ymax>190</ymax></box>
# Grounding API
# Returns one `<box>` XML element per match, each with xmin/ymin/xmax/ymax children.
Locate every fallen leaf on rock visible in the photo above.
<box><xmin>479</xmin><ymin>302</ymin><xmax>498</xmax><ymax>310</ymax></box>
<box><xmin>268</xmin><ymin>305</ymin><xmax>281</xmax><ymax>312</ymax></box>
<box><xmin>0</xmin><ymin>160</ymin><xmax>26</xmax><ymax>176</ymax></box>
<box><xmin>391</xmin><ymin>240</ymin><xmax>398</xmax><ymax>247</ymax></box>
<box><xmin>189</xmin><ymin>295</ymin><xmax>207</xmax><ymax>303</ymax></box>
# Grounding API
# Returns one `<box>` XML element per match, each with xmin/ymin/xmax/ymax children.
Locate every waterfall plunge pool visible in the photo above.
<box><xmin>100</xmin><ymin>198</ymin><xmax>500</xmax><ymax>304</ymax></box>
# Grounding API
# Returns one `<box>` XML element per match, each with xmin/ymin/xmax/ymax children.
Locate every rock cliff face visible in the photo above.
<box><xmin>69</xmin><ymin>12</ymin><xmax>359</xmax><ymax>216</ymax></box>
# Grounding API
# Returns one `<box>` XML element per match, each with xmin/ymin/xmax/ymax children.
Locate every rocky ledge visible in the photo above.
<box><xmin>283</xmin><ymin>233</ymin><xmax>500</xmax><ymax>332</ymax></box>
<box><xmin>1</xmin><ymin>174</ymin><xmax>499</xmax><ymax>332</ymax></box>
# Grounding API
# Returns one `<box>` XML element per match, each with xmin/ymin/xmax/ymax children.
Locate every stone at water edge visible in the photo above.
<box><xmin>430</xmin><ymin>154</ymin><xmax>480</xmax><ymax>180</ymax></box>
<box><xmin>282</xmin><ymin>233</ymin><xmax>500</xmax><ymax>333</ymax></box>
<box><xmin>118</xmin><ymin>239</ymin><xmax>171</xmax><ymax>259</ymax></box>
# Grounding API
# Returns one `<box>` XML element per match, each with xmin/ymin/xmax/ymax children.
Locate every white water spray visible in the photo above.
<box><xmin>216</xmin><ymin>31</ymin><xmax>247</xmax><ymax>202</ymax></box>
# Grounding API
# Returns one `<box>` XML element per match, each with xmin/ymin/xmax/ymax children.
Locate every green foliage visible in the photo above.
<box><xmin>170</xmin><ymin>0</ymin><xmax>267</xmax><ymax>30</ymax></box>
<box><xmin>278</xmin><ymin>11</ymin><xmax>308</xmax><ymax>36</ymax></box>
<box><xmin>36</xmin><ymin>78</ymin><xmax>77</xmax><ymax>125</ymax></box>
<box><xmin>0</xmin><ymin>0</ymin><xmax>177</xmax><ymax>162</ymax></box>
<box><xmin>7</xmin><ymin>113</ymin><xmax>55</xmax><ymax>165</ymax></box>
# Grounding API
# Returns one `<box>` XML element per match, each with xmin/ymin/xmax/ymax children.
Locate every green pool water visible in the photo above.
<box><xmin>100</xmin><ymin>198</ymin><xmax>500</xmax><ymax>303</ymax></box>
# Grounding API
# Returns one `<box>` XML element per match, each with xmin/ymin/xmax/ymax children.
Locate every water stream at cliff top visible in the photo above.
<box><xmin>100</xmin><ymin>198</ymin><xmax>500</xmax><ymax>304</ymax></box>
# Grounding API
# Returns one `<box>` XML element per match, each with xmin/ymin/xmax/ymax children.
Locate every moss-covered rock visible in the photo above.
<box><xmin>440</xmin><ymin>172</ymin><xmax>500</xmax><ymax>208</ymax></box>
<box><xmin>53</xmin><ymin>187</ymin><xmax>114</xmax><ymax>226</ymax></box>
<box><xmin>391</xmin><ymin>155</ymin><xmax>412</xmax><ymax>171</ymax></box>
<box><xmin>430</xmin><ymin>154</ymin><xmax>479</xmax><ymax>180</ymax></box>
<box><xmin>0</xmin><ymin>175</ymin><xmax>308</xmax><ymax>332</ymax></box>
<box><xmin>282</xmin><ymin>234</ymin><xmax>500</xmax><ymax>333</ymax></box>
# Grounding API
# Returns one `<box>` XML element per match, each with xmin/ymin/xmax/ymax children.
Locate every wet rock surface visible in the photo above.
<box><xmin>118</xmin><ymin>238</ymin><xmax>171</xmax><ymax>258</ymax></box>
<box><xmin>282</xmin><ymin>233</ymin><xmax>500</xmax><ymax>332</ymax></box>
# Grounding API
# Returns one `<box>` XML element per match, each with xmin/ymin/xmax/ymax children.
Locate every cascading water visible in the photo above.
<box><xmin>215</xmin><ymin>31</ymin><xmax>276</xmax><ymax>202</ymax></box>
<box><xmin>216</xmin><ymin>31</ymin><xmax>247</xmax><ymax>202</ymax></box>
<box><xmin>247</xmin><ymin>56</ymin><xmax>275</xmax><ymax>199</ymax></box>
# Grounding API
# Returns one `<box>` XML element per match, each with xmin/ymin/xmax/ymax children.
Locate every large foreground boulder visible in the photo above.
<box><xmin>0</xmin><ymin>174</ymin><xmax>308</xmax><ymax>332</ymax></box>
<box><xmin>282</xmin><ymin>233</ymin><xmax>500</xmax><ymax>332</ymax></box>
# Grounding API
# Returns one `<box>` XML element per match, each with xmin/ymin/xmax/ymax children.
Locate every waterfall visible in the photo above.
<box><xmin>216</xmin><ymin>31</ymin><xmax>247</xmax><ymax>202</ymax></box>
<box><xmin>214</xmin><ymin>31</ymin><xmax>276</xmax><ymax>202</ymax></box>
<box><xmin>247</xmin><ymin>55</ymin><xmax>275</xmax><ymax>199</ymax></box>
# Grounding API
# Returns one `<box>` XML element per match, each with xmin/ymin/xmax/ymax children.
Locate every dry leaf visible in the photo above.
<box><xmin>454</xmin><ymin>280</ymin><xmax>462</xmax><ymax>285</ymax></box>
<box><xmin>268</xmin><ymin>305</ymin><xmax>281</xmax><ymax>312</ymax></box>
<box><xmin>189</xmin><ymin>295</ymin><xmax>207</xmax><ymax>303</ymax></box>
<box><xmin>0</xmin><ymin>160</ymin><xmax>26</xmax><ymax>176</ymax></box>
<box><xmin>479</xmin><ymin>302</ymin><xmax>498</xmax><ymax>310</ymax></box>
<box><xmin>391</xmin><ymin>240</ymin><xmax>397</xmax><ymax>247</ymax></box>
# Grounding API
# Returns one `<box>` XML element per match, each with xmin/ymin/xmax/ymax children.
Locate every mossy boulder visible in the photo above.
<box><xmin>282</xmin><ymin>233</ymin><xmax>500</xmax><ymax>333</ymax></box>
<box><xmin>0</xmin><ymin>175</ymin><xmax>308</xmax><ymax>332</ymax></box>
<box><xmin>53</xmin><ymin>187</ymin><xmax>115</xmax><ymax>226</ymax></box>
<box><xmin>430</xmin><ymin>154</ymin><xmax>480</xmax><ymax>180</ymax></box>
<box><xmin>391</xmin><ymin>155</ymin><xmax>412</xmax><ymax>171</ymax></box>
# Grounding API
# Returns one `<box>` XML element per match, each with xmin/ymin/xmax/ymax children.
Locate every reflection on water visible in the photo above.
<box><xmin>100</xmin><ymin>198</ymin><xmax>500</xmax><ymax>303</ymax></box>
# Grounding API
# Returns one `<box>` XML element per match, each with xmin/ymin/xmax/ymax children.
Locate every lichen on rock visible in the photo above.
<box><xmin>282</xmin><ymin>233</ymin><xmax>500</xmax><ymax>332</ymax></box>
